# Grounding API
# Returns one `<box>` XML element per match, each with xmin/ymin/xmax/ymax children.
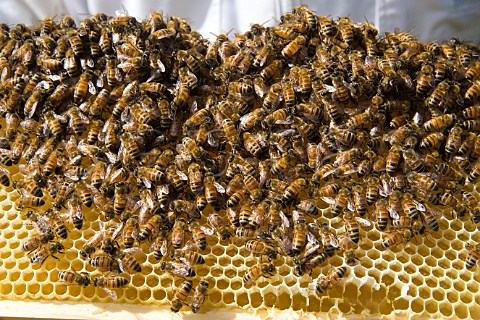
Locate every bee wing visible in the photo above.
<box><xmin>199</xmin><ymin>226</ymin><xmax>214</xmax><ymax>235</ymax></box>
<box><xmin>177</xmin><ymin>170</ymin><xmax>188</xmax><ymax>181</ymax></box>
<box><xmin>388</xmin><ymin>207</ymin><xmax>400</xmax><ymax>220</ymax></box>
<box><xmin>102</xmin><ymin>288</ymin><xmax>118</xmax><ymax>300</ymax></box>
<box><xmin>320</xmin><ymin>196</ymin><xmax>336</xmax><ymax>205</ymax></box>
<box><xmin>347</xmin><ymin>198</ymin><xmax>355</xmax><ymax>212</ymax></box>
<box><xmin>355</xmin><ymin>217</ymin><xmax>372</xmax><ymax>227</ymax></box>
<box><xmin>140</xmin><ymin>177</ymin><xmax>152</xmax><ymax>189</ymax></box>
<box><xmin>214</xmin><ymin>182</ymin><xmax>225</xmax><ymax>194</ymax></box>
<box><xmin>279</xmin><ymin>210</ymin><xmax>290</xmax><ymax>229</ymax></box>
<box><xmin>87</xmin><ymin>81</ymin><xmax>97</xmax><ymax>95</ymax></box>
<box><xmin>112</xmin><ymin>223</ymin><xmax>124</xmax><ymax>240</ymax></box>
<box><xmin>330</xmin><ymin>235</ymin><xmax>339</xmax><ymax>248</ymax></box>
<box><xmin>425</xmin><ymin>205</ymin><xmax>444</xmax><ymax>218</ymax></box>
<box><xmin>323</xmin><ymin>84</ymin><xmax>336</xmax><ymax>93</ymax></box>
<box><xmin>413</xmin><ymin>200</ymin><xmax>426</xmax><ymax>212</ymax></box>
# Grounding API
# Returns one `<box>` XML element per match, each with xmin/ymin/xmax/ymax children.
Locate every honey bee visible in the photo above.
<box><xmin>466</xmin><ymin>62</ymin><xmax>480</xmax><ymax>81</ymax></box>
<box><xmin>190</xmin><ymin>279</ymin><xmax>209</xmax><ymax>313</ymax></box>
<box><xmin>402</xmin><ymin>149</ymin><xmax>425</xmax><ymax>173</ymax></box>
<box><xmin>243</xmin><ymin>263</ymin><xmax>276</xmax><ymax>285</ymax></box>
<box><xmin>67</xmin><ymin>195</ymin><xmax>84</xmax><ymax>230</ymax></box>
<box><xmin>465</xmin><ymin>80</ymin><xmax>480</xmax><ymax>103</ymax></box>
<box><xmin>149</xmin><ymin>231</ymin><xmax>168</xmax><ymax>260</ymax></box>
<box><xmin>385</xmin><ymin>145</ymin><xmax>402</xmax><ymax>175</ymax></box>
<box><xmin>170</xmin><ymin>218</ymin><xmax>187</xmax><ymax>249</ymax></box>
<box><xmin>420</xmin><ymin>132</ymin><xmax>444</xmax><ymax>150</ymax></box>
<box><xmin>415</xmin><ymin>64</ymin><xmax>433</xmax><ymax>98</ymax></box>
<box><xmin>380</xmin><ymin>229</ymin><xmax>412</xmax><ymax>250</ymax></box>
<box><xmin>138</xmin><ymin>214</ymin><xmax>162</xmax><ymax>242</ymax></box>
<box><xmin>30</xmin><ymin>241</ymin><xmax>64</xmax><ymax>265</ymax></box>
<box><xmin>207</xmin><ymin>213</ymin><xmax>231</xmax><ymax>240</ymax></box>
<box><xmin>465</xmin><ymin>243</ymin><xmax>480</xmax><ymax>270</ymax></box>
<box><xmin>21</xmin><ymin>232</ymin><xmax>54</xmax><ymax>253</ymax></box>
<box><xmin>282</xmin><ymin>35</ymin><xmax>306</xmax><ymax>58</ymax></box>
<box><xmin>101</xmin><ymin>223</ymin><xmax>123</xmax><ymax>254</ymax></box>
<box><xmin>366</xmin><ymin>176</ymin><xmax>380</xmax><ymax>205</ymax></box>
<box><xmin>89</xmin><ymin>255</ymin><xmax>120</xmax><ymax>272</ymax></box>
<box><xmin>260</xmin><ymin>60</ymin><xmax>283</xmax><ymax>81</ymax></box>
<box><xmin>43</xmin><ymin>209</ymin><xmax>67</xmax><ymax>239</ymax></box>
<box><xmin>294</xmin><ymin>252</ymin><xmax>328</xmax><ymax>277</ymax></box>
<box><xmin>171</xmin><ymin>280</ymin><xmax>193</xmax><ymax>312</ymax></box>
<box><xmin>420</xmin><ymin>206</ymin><xmax>440</xmax><ymax>232</ymax></box>
<box><xmin>316</xmin><ymin>266</ymin><xmax>347</xmax><ymax>295</ymax></box>
<box><xmin>92</xmin><ymin>275</ymin><xmax>129</xmax><ymax>300</ymax></box>
<box><xmin>74</xmin><ymin>70</ymin><xmax>95</xmax><ymax>103</ymax></box>
<box><xmin>57</xmin><ymin>270</ymin><xmax>91</xmax><ymax>287</ymax></box>
<box><xmin>336</xmin><ymin>233</ymin><xmax>358</xmax><ymax>266</ymax></box>
<box><xmin>161</xmin><ymin>261</ymin><xmax>196</xmax><ymax>277</ymax></box>
<box><xmin>171</xmin><ymin>249</ymin><xmax>205</xmax><ymax>266</ymax></box>
<box><xmin>282</xmin><ymin>178</ymin><xmax>308</xmax><ymax>205</ymax></box>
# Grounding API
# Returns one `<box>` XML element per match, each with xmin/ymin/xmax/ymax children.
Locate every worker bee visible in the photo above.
<box><xmin>171</xmin><ymin>249</ymin><xmax>205</xmax><ymax>266</ymax></box>
<box><xmin>171</xmin><ymin>218</ymin><xmax>187</xmax><ymax>249</ymax></box>
<box><xmin>89</xmin><ymin>255</ymin><xmax>120</xmax><ymax>272</ymax></box>
<box><xmin>57</xmin><ymin>270</ymin><xmax>91</xmax><ymax>287</ymax></box>
<box><xmin>191</xmin><ymin>279</ymin><xmax>209</xmax><ymax>313</ymax></box>
<box><xmin>92</xmin><ymin>275</ymin><xmax>129</xmax><ymax>300</ymax></box>
<box><xmin>161</xmin><ymin>261</ymin><xmax>196</xmax><ymax>277</ymax></box>
<box><xmin>74</xmin><ymin>70</ymin><xmax>95</xmax><ymax>103</ymax></box>
<box><xmin>138</xmin><ymin>214</ymin><xmax>162</xmax><ymax>242</ymax></box>
<box><xmin>149</xmin><ymin>231</ymin><xmax>169</xmax><ymax>260</ymax></box>
<box><xmin>415</xmin><ymin>64</ymin><xmax>433</xmax><ymax>98</ymax></box>
<box><xmin>245</xmin><ymin>239</ymin><xmax>278</xmax><ymax>260</ymax></box>
<box><xmin>243</xmin><ymin>263</ymin><xmax>276</xmax><ymax>285</ymax></box>
<box><xmin>21</xmin><ymin>232</ymin><xmax>54</xmax><ymax>253</ymax></box>
<box><xmin>365</xmin><ymin>176</ymin><xmax>380</xmax><ymax>205</ymax></box>
<box><xmin>43</xmin><ymin>209</ymin><xmax>67</xmax><ymax>239</ymax></box>
<box><xmin>207</xmin><ymin>213</ymin><xmax>231</xmax><ymax>241</ymax></box>
<box><xmin>316</xmin><ymin>266</ymin><xmax>347</xmax><ymax>295</ymax></box>
<box><xmin>189</xmin><ymin>221</ymin><xmax>209</xmax><ymax>251</ymax></box>
<box><xmin>294</xmin><ymin>252</ymin><xmax>329</xmax><ymax>277</ymax></box>
<box><xmin>380</xmin><ymin>229</ymin><xmax>412</xmax><ymax>250</ymax></box>
<box><xmin>66</xmin><ymin>195</ymin><xmax>83</xmax><ymax>230</ymax></box>
<box><xmin>465</xmin><ymin>80</ymin><xmax>480</xmax><ymax>103</ymax></box>
<box><xmin>419</xmin><ymin>206</ymin><xmax>440</xmax><ymax>232</ymax></box>
<box><xmin>408</xmin><ymin>172</ymin><xmax>438</xmax><ymax>191</ymax></box>
<box><xmin>465</xmin><ymin>243</ymin><xmax>480</xmax><ymax>270</ymax></box>
<box><xmin>282</xmin><ymin>178</ymin><xmax>308</xmax><ymax>205</ymax></box>
<box><xmin>30</xmin><ymin>241</ymin><xmax>64</xmax><ymax>265</ymax></box>
<box><xmin>282</xmin><ymin>35</ymin><xmax>306</xmax><ymax>58</ymax></box>
<box><xmin>420</xmin><ymin>132</ymin><xmax>444</xmax><ymax>150</ymax></box>
<box><xmin>171</xmin><ymin>280</ymin><xmax>193</xmax><ymax>312</ymax></box>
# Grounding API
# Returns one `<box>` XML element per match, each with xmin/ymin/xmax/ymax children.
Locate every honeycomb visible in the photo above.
<box><xmin>0</xmin><ymin>7</ymin><xmax>479</xmax><ymax>320</ymax></box>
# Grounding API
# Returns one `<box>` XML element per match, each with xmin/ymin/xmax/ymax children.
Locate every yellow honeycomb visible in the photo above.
<box><xmin>1</xmin><ymin>157</ymin><xmax>480</xmax><ymax>319</ymax></box>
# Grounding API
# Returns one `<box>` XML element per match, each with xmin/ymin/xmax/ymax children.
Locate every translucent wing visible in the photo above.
<box><xmin>355</xmin><ymin>217</ymin><xmax>372</xmax><ymax>227</ymax></box>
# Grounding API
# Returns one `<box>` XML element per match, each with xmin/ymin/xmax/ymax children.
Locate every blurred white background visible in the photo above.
<box><xmin>0</xmin><ymin>0</ymin><xmax>478</xmax><ymax>42</ymax></box>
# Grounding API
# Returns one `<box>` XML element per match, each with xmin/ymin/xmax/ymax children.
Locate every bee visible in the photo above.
<box><xmin>420</xmin><ymin>206</ymin><xmax>439</xmax><ymax>231</ymax></box>
<box><xmin>15</xmin><ymin>192</ymin><xmax>45</xmax><ymax>210</ymax></box>
<box><xmin>335</xmin><ymin>233</ymin><xmax>358</xmax><ymax>265</ymax></box>
<box><xmin>402</xmin><ymin>149</ymin><xmax>425</xmax><ymax>173</ymax></box>
<box><xmin>316</xmin><ymin>266</ymin><xmax>347</xmax><ymax>295</ymax></box>
<box><xmin>190</xmin><ymin>279</ymin><xmax>209</xmax><ymax>313</ymax></box>
<box><xmin>415</xmin><ymin>64</ymin><xmax>433</xmax><ymax>98</ymax></box>
<box><xmin>43</xmin><ymin>209</ymin><xmax>67</xmax><ymax>239</ymax></box>
<box><xmin>101</xmin><ymin>223</ymin><xmax>123</xmax><ymax>255</ymax></box>
<box><xmin>64</xmin><ymin>48</ymin><xmax>79</xmax><ymax>77</ymax></box>
<box><xmin>380</xmin><ymin>229</ymin><xmax>412</xmax><ymax>250</ymax></box>
<box><xmin>282</xmin><ymin>80</ymin><xmax>296</xmax><ymax>110</ymax></box>
<box><xmin>74</xmin><ymin>70</ymin><xmax>95</xmax><ymax>103</ymax></box>
<box><xmin>121</xmin><ymin>216</ymin><xmax>139</xmax><ymax>249</ymax></box>
<box><xmin>67</xmin><ymin>195</ymin><xmax>84</xmax><ymax>230</ymax></box>
<box><xmin>319</xmin><ymin>16</ymin><xmax>334</xmax><ymax>37</ymax></box>
<box><xmin>229</xmin><ymin>80</ymin><xmax>253</xmax><ymax>96</ymax></box>
<box><xmin>53</xmin><ymin>181</ymin><xmax>73</xmax><ymax>210</ymax></box>
<box><xmin>0</xmin><ymin>166</ymin><xmax>11</xmax><ymax>187</ymax></box>
<box><xmin>89</xmin><ymin>255</ymin><xmax>120</xmax><ymax>272</ymax></box>
<box><xmin>465</xmin><ymin>80</ymin><xmax>480</xmax><ymax>104</ymax></box>
<box><xmin>171</xmin><ymin>280</ymin><xmax>193</xmax><ymax>312</ymax></box>
<box><xmin>171</xmin><ymin>249</ymin><xmax>205</xmax><ymax>266</ymax></box>
<box><xmin>111</xmin><ymin>247</ymin><xmax>142</xmax><ymax>273</ymax></box>
<box><xmin>294</xmin><ymin>252</ymin><xmax>328</xmax><ymax>277</ymax></box>
<box><xmin>282</xmin><ymin>35</ymin><xmax>306</xmax><ymax>58</ymax></box>
<box><xmin>207</xmin><ymin>213</ymin><xmax>231</xmax><ymax>240</ymax></box>
<box><xmin>408</xmin><ymin>172</ymin><xmax>438</xmax><ymax>191</ymax></box>
<box><xmin>171</xmin><ymin>218</ymin><xmax>187</xmax><ymax>249</ymax></box>
<box><xmin>385</xmin><ymin>145</ymin><xmax>402</xmax><ymax>175</ymax></box>
<box><xmin>420</xmin><ymin>132</ymin><xmax>444</xmax><ymax>150</ymax></box>
<box><xmin>138</xmin><ymin>214</ymin><xmax>162</xmax><ymax>242</ymax></box>
<box><xmin>465</xmin><ymin>243</ymin><xmax>480</xmax><ymax>270</ymax></box>
<box><xmin>92</xmin><ymin>275</ymin><xmax>129</xmax><ymax>300</ymax></box>
<box><xmin>161</xmin><ymin>261</ymin><xmax>196</xmax><ymax>277</ymax></box>
<box><xmin>426</xmin><ymin>80</ymin><xmax>449</xmax><ymax>109</ymax></box>
<box><xmin>222</xmin><ymin>118</ymin><xmax>241</xmax><ymax>148</ymax></box>
<box><xmin>292</xmin><ymin>219</ymin><xmax>307</xmax><ymax>255</ymax></box>
<box><xmin>245</xmin><ymin>240</ymin><xmax>277</xmax><ymax>260</ymax></box>
<box><xmin>243</xmin><ymin>263</ymin><xmax>276</xmax><ymax>285</ymax></box>
<box><xmin>282</xmin><ymin>178</ymin><xmax>308</xmax><ymax>205</ymax></box>
<box><xmin>149</xmin><ymin>231</ymin><xmax>168</xmax><ymax>260</ymax></box>
<box><xmin>260</xmin><ymin>60</ymin><xmax>283</xmax><ymax>81</ymax></box>
<box><xmin>75</xmin><ymin>182</ymin><xmax>93</xmax><ymax>207</ymax></box>
<box><xmin>366</xmin><ymin>176</ymin><xmax>380</xmax><ymax>205</ymax></box>
<box><xmin>30</xmin><ymin>241</ymin><xmax>64</xmax><ymax>265</ymax></box>
<box><xmin>190</xmin><ymin>221</ymin><xmax>208</xmax><ymax>251</ymax></box>
<box><xmin>57</xmin><ymin>270</ymin><xmax>91</xmax><ymax>287</ymax></box>
<box><xmin>373</xmin><ymin>199</ymin><xmax>389</xmax><ymax>231</ymax></box>
<box><xmin>21</xmin><ymin>232</ymin><xmax>54</xmax><ymax>253</ymax></box>
<box><xmin>444</xmin><ymin>126</ymin><xmax>463</xmax><ymax>157</ymax></box>
<box><xmin>466</xmin><ymin>62</ymin><xmax>480</xmax><ymax>81</ymax></box>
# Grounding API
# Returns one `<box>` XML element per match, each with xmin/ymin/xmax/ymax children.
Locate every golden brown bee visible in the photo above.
<box><xmin>58</xmin><ymin>270</ymin><xmax>91</xmax><ymax>287</ymax></box>
<box><xmin>465</xmin><ymin>243</ymin><xmax>480</xmax><ymax>270</ymax></box>
<box><xmin>408</xmin><ymin>172</ymin><xmax>438</xmax><ymax>191</ymax></box>
<box><xmin>92</xmin><ymin>275</ymin><xmax>129</xmax><ymax>299</ymax></box>
<box><xmin>316</xmin><ymin>266</ymin><xmax>347</xmax><ymax>295</ymax></box>
<box><xmin>400</xmin><ymin>192</ymin><xmax>419</xmax><ymax>219</ymax></box>
<box><xmin>420</xmin><ymin>207</ymin><xmax>439</xmax><ymax>232</ymax></box>
<box><xmin>385</xmin><ymin>145</ymin><xmax>402</xmax><ymax>175</ymax></box>
<box><xmin>120</xmin><ymin>132</ymin><xmax>140</xmax><ymax>161</ymax></box>
<box><xmin>208</xmin><ymin>212</ymin><xmax>231</xmax><ymax>240</ymax></box>
<box><xmin>444</xmin><ymin>126</ymin><xmax>463</xmax><ymax>157</ymax></box>
<box><xmin>426</xmin><ymin>80</ymin><xmax>449</xmax><ymax>109</ymax></box>
<box><xmin>365</xmin><ymin>176</ymin><xmax>380</xmax><ymax>205</ymax></box>
<box><xmin>43</xmin><ymin>209</ymin><xmax>67</xmax><ymax>239</ymax></box>
<box><xmin>373</xmin><ymin>199</ymin><xmax>389</xmax><ymax>231</ymax></box>
<box><xmin>89</xmin><ymin>255</ymin><xmax>120</xmax><ymax>272</ymax></box>
<box><xmin>282</xmin><ymin>80</ymin><xmax>296</xmax><ymax>109</ymax></box>
<box><xmin>260</xmin><ymin>59</ymin><xmax>283</xmax><ymax>81</ymax></box>
<box><xmin>281</xmin><ymin>35</ymin><xmax>306</xmax><ymax>58</ymax></box>
<box><xmin>294</xmin><ymin>251</ymin><xmax>328</xmax><ymax>276</ymax></box>
<box><xmin>74</xmin><ymin>70</ymin><xmax>94</xmax><ymax>103</ymax></box>
<box><xmin>243</xmin><ymin>263</ymin><xmax>276</xmax><ymax>285</ymax></box>
<box><xmin>245</xmin><ymin>239</ymin><xmax>277</xmax><ymax>260</ymax></box>
<box><xmin>171</xmin><ymin>249</ymin><xmax>205</xmax><ymax>266</ymax></box>
<box><xmin>21</xmin><ymin>232</ymin><xmax>54</xmax><ymax>253</ymax></box>
<box><xmin>282</xmin><ymin>178</ymin><xmax>308</xmax><ymax>205</ymax></box>
<box><xmin>380</xmin><ymin>229</ymin><xmax>412</xmax><ymax>250</ymax></box>
<box><xmin>30</xmin><ymin>241</ymin><xmax>64</xmax><ymax>265</ymax></box>
<box><xmin>171</xmin><ymin>280</ymin><xmax>193</xmax><ymax>312</ymax></box>
<box><xmin>292</xmin><ymin>219</ymin><xmax>308</xmax><ymax>255</ymax></box>
<box><xmin>190</xmin><ymin>279</ymin><xmax>209</xmax><ymax>313</ymax></box>
<box><xmin>319</xmin><ymin>16</ymin><xmax>334</xmax><ymax>37</ymax></box>
<box><xmin>161</xmin><ymin>260</ymin><xmax>196</xmax><ymax>278</ymax></box>
<box><xmin>458</xmin><ymin>132</ymin><xmax>477</xmax><ymax>156</ymax></box>
<box><xmin>170</xmin><ymin>218</ymin><xmax>187</xmax><ymax>249</ymax></box>
<box><xmin>402</xmin><ymin>149</ymin><xmax>425</xmax><ymax>172</ymax></box>
<box><xmin>415</xmin><ymin>64</ymin><xmax>433</xmax><ymax>98</ymax></box>
<box><xmin>336</xmin><ymin>233</ymin><xmax>358</xmax><ymax>266</ymax></box>
<box><xmin>465</xmin><ymin>80</ymin><xmax>480</xmax><ymax>103</ymax></box>
<box><xmin>420</xmin><ymin>132</ymin><xmax>444</xmax><ymax>150</ymax></box>
<box><xmin>138</xmin><ymin>214</ymin><xmax>162</xmax><ymax>242</ymax></box>
<box><xmin>64</xmin><ymin>48</ymin><xmax>79</xmax><ymax>77</ymax></box>
<box><xmin>466</xmin><ymin>62</ymin><xmax>480</xmax><ymax>81</ymax></box>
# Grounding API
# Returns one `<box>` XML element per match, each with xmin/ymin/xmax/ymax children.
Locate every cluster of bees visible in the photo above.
<box><xmin>1</xmin><ymin>5</ymin><xmax>480</xmax><ymax>312</ymax></box>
